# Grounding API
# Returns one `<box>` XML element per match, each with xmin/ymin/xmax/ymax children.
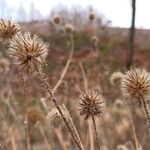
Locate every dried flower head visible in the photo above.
<box><xmin>64</xmin><ymin>24</ymin><xmax>74</xmax><ymax>33</ymax></box>
<box><xmin>121</xmin><ymin>69</ymin><xmax>150</xmax><ymax>104</ymax></box>
<box><xmin>9</xmin><ymin>32</ymin><xmax>49</xmax><ymax>73</ymax></box>
<box><xmin>0</xmin><ymin>19</ymin><xmax>20</xmax><ymax>41</ymax></box>
<box><xmin>89</xmin><ymin>12</ymin><xmax>96</xmax><ymax>21</ymax></box>
<box><xmin>110</xmin><ymin>72</ymin><xmax>124</xmax><ymax>86</ymax></box>
<box><xmin>0</xmin><ymin>58</ymin><xmax>9</xmax><ymax>73</ymax></box>
<box><xmin>52</xmin><ymin>15</ymin><xmax>61</xmax><ymax>25</ymax></box>
<box><xmin>79</xmin><ymin>89</ymin><xmax>106</xmax><ymax>120</ymax></box>
<box><xmin>46</xmin><ymin>108</ymin><xmax>63</xmax><ymax>128</ymax></box>
<box><xmin>27</xmin><ymin>107</ymin><xmax>44</xmax><ymax>125</ymax></box>
<box><xmin>91</xmin><ymin>35</ymin><xmax>99</xmax><ymax>45</ymax></box>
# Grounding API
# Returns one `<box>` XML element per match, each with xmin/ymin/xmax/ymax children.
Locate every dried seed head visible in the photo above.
<box><xmin>121</xmin><ymin>69</ymin><xmax>150</xmax><ymax>104</ymax></box>
<box><xmin>0</xmin><ymin>19</ymin><xmax>20</xmax><ymax>42</ymax></box>
<box><xmin>46</xmin><ymin>108</ymin><xmax>63</xmax><ymax>128</ymax></box>
<box><xmin>79</xmin><ymin>89</ymin><xmax>106</xmax><ymax>120</ymax></box>
<box><xmin>89</xmin><ymin>12</ymin><xmax>96</xmax><ymax>21</ymax></box>
<box><xmin>9</xmin><ymin>32</ymin><xmax>49</xmax><ymax>73</ymax></box>
<box><xmin>114</xmin><ymin>99</ymin><xmax>124</xmax><ymax>109</ymax></box>
<box><xmin>64</xmin><ymin>24</ymin><xmax>74</xmax><ymax>33</ymax></box>
<box><xmin>110</xmin><ymin>72</ymin><xmax>124</xmax><ymax>86</ymax></box>
<box><xmin>27</xmin><ymin>107</ymin><xmax>44</xmax><ymax>125</ymax></box>
<box><xmin>91</xmin><ymin>35</ymin><xmax>99</xmax><ymax>45</ymax></box>
<box><xmin>52</xmin><ymin>15</ymin><xmax>61</xmax><ymax>25</ymax></box>
<box><xmin>0</xmin><ymin>58</ymin><xmax>9</xmax><ymax>73</ymax></box>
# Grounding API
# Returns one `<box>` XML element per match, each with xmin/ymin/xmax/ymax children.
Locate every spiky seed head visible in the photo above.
<box><xmin>121</xmin><ymin>69</ymin><xmax>150</xmax><ymax>104</ymax></box>
<box><xmin>27</xmin><ymin>107</ymin><xmax>44</xmax><ymax>125</ymax></box>
<box><xmin>110</xmin><ymin>72</ymin><xmax>124</xmax><ymax>86</ymax></box>
<box><xmin>9</xmin><ymin>32</ymin><xmax>49</xmax><ymax>73</ymax></box>
<box><xmin>0</xmin><ymin>19</ymin><xmax>20</xmax><ymax>42</ymax></box>
<box><xmin>89</xmin><ymin>12</ymin><xmax>96</xmax><ymax>21</ymax></box>
<box><xmin>52</xmin><ymin>15</ymin><xmax>61</xmax><ymax>25</ymax></box>
<box><xmin>64</xmin><ymin>24</ymin><xmax>74</xmax><ymax>33</ymax></box>
<box><xmin>79</xmin><ymin>89</ymin><xmax>106</xmax><ymax>120</ymax></box>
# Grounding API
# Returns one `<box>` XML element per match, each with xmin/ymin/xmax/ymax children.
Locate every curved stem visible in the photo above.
<box><xmin>52</xmin><ymin>34</ymin><xmax>74</xmax><ymax>94</ymax></box>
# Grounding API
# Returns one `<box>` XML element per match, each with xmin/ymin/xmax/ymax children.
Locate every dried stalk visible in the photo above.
<box><xmin>62</xmin><ymin>104</ymin><xmax>85</xmax><ymax>150</ymax></box>
<box><xmin>141</xmin><ymin>99</ymin><xmax>150</xmax><ymax>134</ymax></box>
<box><xmin>124</xmin><ymin>98</ymin><xmax>140</xmax><ymax>150</ymax></box>
<box><xmin>38</xmin><ymin>70</ymin><xmax>84</xmax><ymax>150</ymax></box>
<box><xmin>38</xmin><ymin>123</ymin><xmax>52</xmax><ymax>150</ymax></box>
<box><xmin>88</xmin><ymin>119</ymin><xmax>94</xmax><ymax>150</ymax></box>
<box><xmin>54</xmin><ymin>128</ymin><xmax>68</xmax><ymax>150</ymax></box>
<box><xmin>10</xmin><ymin>126</ymin><xmax>17</xmax><ymax>150</ymax></box>
<box><xmin>92</xmin><ymin>116</ymin><xmax>101</xmax><ymax>150</ymax></box>
<box><xmin>52</xmin><ymin>34</ymin><xmax>74</xmax><ymax>94</ymax></box>
<box><xmin>20</xmin><ymin>73</ymin><xmax>30</xmax><ymax>150</ymax></box>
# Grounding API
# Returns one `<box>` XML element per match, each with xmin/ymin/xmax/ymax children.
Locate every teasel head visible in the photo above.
<box><xmin>52</xmin><ymin>15</ymin><xmax>61</xmax><ymax>25</ymax></box>
<box><xmin>121</xmin><ymin>68</ymin><xmax>150</xmax><ymax>105</ymax></box>
<box><xmin>64</xmin><ymin>23</ymin><xmax>74</xmax><ymax>34</ymax></box>
<box><xmin>9</xmin><ymin>32</ymin><xmax>49</xmax><ymax>74</ymax></box>
<box><xmin>46</xmin><ymin>107</ymin><xmax>65</xmax><ymax>128</ymax></box>
<box><xmin>0</xmin><ymin>19</ymin><xmax>20</xmax><ymax>42</ymax></box>
<box><xmin>89</xmin><ymin>12</ymin><xmax>96</xmax><ymax>21</ymax></box>
<box><xmin>110</xmin><ymin>71</ymin><xmax>124</xmax><ymax>86</ymax></box>
<box><xmin>27</xmin><ymin>107</ymin><xmax>44</xmax><ymax>125</ymax></box>
<box><xmin>79</xmin><ymin>89</ymin><xmax>106</xmax><ymax>120</ymax></box>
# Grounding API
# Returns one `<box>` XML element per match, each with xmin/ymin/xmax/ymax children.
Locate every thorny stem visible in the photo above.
<box><xmin>92</xmin><ymin>116</ymin><xmax>101</xmax><ymax>150</ymax></box>
<box><xmin>142</xmin><ymin>99</ymin><xmax>150</xmax><ymax>134</ymax></box>
<box><xmin>38</xmin><ymin>71</ymin><xmax>84</xmax><ymax>150</ymax></box>
<box><xmin>20</xmin><ymin>73</ymin><xmax>30</xmax><ymax>150</ymax></box>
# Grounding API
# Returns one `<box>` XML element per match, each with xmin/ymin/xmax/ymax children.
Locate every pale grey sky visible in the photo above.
<box><xmin>4</xmin><ymin>0</ymin><xmax>150</xmax><ymax>28</ymax></box>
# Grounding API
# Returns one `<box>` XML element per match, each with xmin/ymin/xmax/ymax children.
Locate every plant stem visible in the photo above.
<box><xmin>92</xmin><ymin>116</ymin><xmax>101</xmax><ymax>150</ymax></box>
<box><xmin>38</xmin><ymin>71</ymin><xmax>84</xmax><ymax>150</ymax></box>
<box><xmin>142</xmin><ymin>99</ymin><xmax>150</xmax><ymax>134</ymax></box>
<box><xmin>20</xmin><ymin>73</ymin><xmax>30</xmax><ymax>150</ymax></box>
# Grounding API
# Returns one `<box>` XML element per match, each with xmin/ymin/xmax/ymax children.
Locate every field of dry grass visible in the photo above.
<box><xmin>0</xmin><ymin>16</ymin><xmax>150</xmax><ymax>150</ymax></box>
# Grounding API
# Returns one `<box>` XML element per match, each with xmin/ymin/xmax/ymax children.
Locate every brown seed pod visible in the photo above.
<box><xmin>9</xmin><ymin>32</ymin><xmax>49</xmax><ymax>73</ymax></box>
<box><xmin>0</xmin><ymin>19</ymin><xmax>20</xmax><ymax>41</ymax></box>
<box><xmin>27</xmin><ymin>107</ymin><xmax>44</xmax><ymax>125</ymax></box>
<box><xmin>64</xmin><ymin>24</ymin><xmax>74</xmax><ymax>33</ymax></box>
<box><xmin>121</xmin><ymin>69</ymin><xmax>150</xmax><ymax>105</ymax></box>
<box><xmin>52</xmin><ymin>15</ymin><xmax>61</xmax><ymax>25</ymax></box>
<box><xmin>79</xmin><ymin>89</ymin><xmax>106</xmax><ymax>120</ymax></box>
<box><xmin>89</xmin><ymin>12</ymin><xmax>96</xmax><ymax>21</ymax></box>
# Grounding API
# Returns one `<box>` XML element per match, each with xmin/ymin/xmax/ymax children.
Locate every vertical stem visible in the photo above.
<box><xmin>92</xmin><ymin>116</ymin><xmax>101</xmax><ymax>150</ymax></box>
<box><xmin>39</xmin><ymin>71</ymin><xmax>84</xmax><ymax>150</ymax></box>
<box><xmin>142</xmin><ymin>99</ymin><xmax>150</xmax><ymax>134</ymax></box>
<box><xmin>20</xmin><ymin>73</ymin><xmax>30</xmax><ymax>150</ymax></box>
<box><xmin>38</xmin><ymin>124</ymin><xmax>52</xmax><ymax>150</ymax></box>
<box><xmin>124</xmin><ymin>98</ymin><xmax>140</xmax><ymax>150</ymax></box>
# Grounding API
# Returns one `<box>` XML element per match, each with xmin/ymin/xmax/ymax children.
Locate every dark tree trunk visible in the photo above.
<box><xmin>126</xmin><ymin>0</ymin><xmax>136</xmax><ymax>70</ymax></box>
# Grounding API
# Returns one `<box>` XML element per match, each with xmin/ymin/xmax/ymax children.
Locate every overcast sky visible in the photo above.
<box><xmin>4</xmin><ymin>0</ymin><xmax>150</xmax><ymax>28</ymax></box>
